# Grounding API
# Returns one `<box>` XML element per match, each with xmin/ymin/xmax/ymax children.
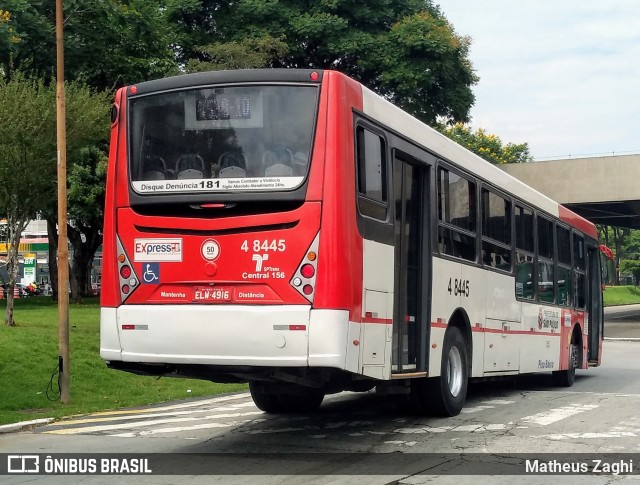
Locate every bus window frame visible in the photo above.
<box><xmin>556</xmin><ymin>222</ymin><xmax>573</xmax><ymax>307</ymax></box>
<box><xmin>480</xmin><ymin>184</ymin><xmax>513</xmax><ymax>274</ymax></box>
<box><xmin>536</xmin><ymin>213</ymin><xmax>556</xmax><ymax>305</ymax></box>
<box><xmin>436</xmin><ymin>162</ymin><xmax>478</xmax><ymax>264</ymax></box>
<box><xmin>514</xmin><ymin>202</ymin><xmax>536</xmax><ymax>301</ymax></box>
<box><xmin>354</xmin><ymin>120</ymin><xmax>390</xmax><ymax>222</ymax></box>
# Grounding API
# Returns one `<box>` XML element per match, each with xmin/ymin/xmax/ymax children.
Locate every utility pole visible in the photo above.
<box><xmin>55</xmin><ymin>0</ymin><xmax>70</xmax><ymax>404</ymax></box>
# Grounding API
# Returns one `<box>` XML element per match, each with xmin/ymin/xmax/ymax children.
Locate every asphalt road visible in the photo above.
<box><xmin>0</xmin><ymin>307</ymin><xmax>639</xmax><ymax>484</ymax></box>
<box><xmin>604</xmin><ymin>304</ymin><xmax>640</xmax><ymax>339</ymax></box>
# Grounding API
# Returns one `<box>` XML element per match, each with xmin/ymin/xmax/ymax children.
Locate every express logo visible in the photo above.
<box><xmin>201</xmin><ymin>239</ymin><xmax>221</xmax><ymax>261</ymax></box>
<box><xmin>134</xmin><ymin>238</ymin><xmax>183</xmax><ymax>262</ymax></box>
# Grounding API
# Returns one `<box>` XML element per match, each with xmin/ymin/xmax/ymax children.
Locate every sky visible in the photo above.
<box><xmin>435</xmin><ymin>1</ymin><xmax>640</xmax><ymax>160</ymax></box>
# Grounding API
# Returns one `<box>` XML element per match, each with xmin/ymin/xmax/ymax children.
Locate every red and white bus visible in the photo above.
<box><xmin>101</xmin><ymin>69</ymin><xmax>603</xmax><ymax>416</ymax></box>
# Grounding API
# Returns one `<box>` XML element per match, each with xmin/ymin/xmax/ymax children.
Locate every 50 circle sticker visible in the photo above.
<box><xmin>201</xmin><ymin>239</ymin><xmax>221</xmax><ymax>261</ymax></box>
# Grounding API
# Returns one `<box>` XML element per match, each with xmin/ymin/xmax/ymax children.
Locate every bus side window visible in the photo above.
<box><xmin>437</xmin><ymin>167</ymin><xmax>476</xmax><ymax>262</ymax></box>
<box><xmin>481</xmin><ymin>188</ymin><xmax>511</xmax><ymax>272</ymax></box>
<box><xmin>574</xmin><ymin>234</ymin><xmax>587</xmax><ymax>308</ymax></box>
<box><xmin>515</xmin><ymin>205</ymin><xmax>535</xmax><ymax>299</ymax></box>
<box><xmin>557</xmin><ymin>225</ymin><xmax>573</xmax><ymax>307</ymax></box>
<box><xmin>356</xmin><ymin>126</ymin><xmax>388</xmax><ymax>220</ymax></box>
<box><xmin>537</xmin><ymin>216</ymin><xmax>555</xmax><ymax>303</ymax></box>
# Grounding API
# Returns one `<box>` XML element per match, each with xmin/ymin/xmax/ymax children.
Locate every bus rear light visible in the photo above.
<box><xmin>290</xmin><ymin>232</ymin><xmax>319</xmax><ymax>303</ymax></box>
<box><xmin>300</xmin><ymin>264</ymin><xmax>315</xmax><ymax>279</ymax></box>
<box><xmin>116</xmin><ymin>237</ymin><xmax>139</xmax><ymax>302</ymax></box>
<box><xmin>199</xmin><ymin>203</ymin><xmax>227</xmax><ymax>209</ymax></box>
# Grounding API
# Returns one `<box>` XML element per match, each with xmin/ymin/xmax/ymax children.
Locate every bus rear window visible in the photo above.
<box><xmin>128</xmin><ymin>85</ymin><xmax>318</xmax><ymax>194</ymax></box>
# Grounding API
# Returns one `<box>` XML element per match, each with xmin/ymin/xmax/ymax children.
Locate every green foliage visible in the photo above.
<box><xmin>186</xmin><ymin>35</ymin><xmax>289</xmax><ymax>72</ymax></box>
<box><xmin>68</xmin><ymin>145</ymin><xmax>107</xmax><ymax>231</ymax></box>
<box><xmin>1</xmin><ymin>0</ymin><xmax>178</xmax><ymax>89</ymax></box>
<box><xmin>620</xmin><ymin>260</ymin><xmax>640</xmax><ymax>285</ymax></box>
<box><xmin>0</xmin><ymin>298</ymin><xmax>245</xmax><ymax>425</ymax></box>
<box><xmin>173</xmin><ymin>0</ymin><xmax>478</xmax><ymax>125</ymax></box>
<box><xmin>0</xmin><ymin>74</ymin><xmax>109</xmax><ymax>205</ymax></box>
<box><xmin>0</xmin><ymin>0</ymin><xmax>52</xmax><ymax>80</ymax></box>
<box><xmin>0</xmin><ymin>73</ymin><xmax>55</xmax><ymax>222</ymax></box>
<box><xmin>440</xmin><ymin>123</ymin><xmax>534</xmax><ymax>164</ymax></box>
<box><xmin>605</xmin><ymin>227</ymin><xmax>640</xmax><ymax>285</ymax></box>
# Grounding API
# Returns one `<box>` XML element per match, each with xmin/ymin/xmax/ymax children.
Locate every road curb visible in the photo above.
<box><xmin>0</xmin><ymin>418</ymin><xmax>54</xmax><ymax>434</ymax></box>
<box><xmin>604</xmin><ymin>337</ymin><xmax>640</xmax><ymax>342</ymax></box>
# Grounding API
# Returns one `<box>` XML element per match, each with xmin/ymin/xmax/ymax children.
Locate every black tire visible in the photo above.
<box><xmin>249</xmin><ymin>381</ymin><xmax>324</xmax><ymax>413</ymax></box>
<box><xmin>410</xmin><ymin>326</ymin><xmax>469</xmax><ymax>416</ymax></box>
<box><xmin>249</xmin><ymin>382</ymin><xmax>283</xmax><ymax>413</ymax></box>
<box><xmin>553</xmin><ymin>341</ymin><xmax>577</xmax><ymax>387</ymax></box>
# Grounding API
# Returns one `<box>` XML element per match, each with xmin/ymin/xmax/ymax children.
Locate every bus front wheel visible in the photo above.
<box><xmin>411</xmin><ymin>326</ymin><xmax>468</xmax><ymax>416</ymax></box>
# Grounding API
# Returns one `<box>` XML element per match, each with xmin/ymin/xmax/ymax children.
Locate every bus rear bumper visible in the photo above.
<box><xmin>100</xmin><ymin>306</ymin><xmax>353</xmax><ymax>370</ymax></box>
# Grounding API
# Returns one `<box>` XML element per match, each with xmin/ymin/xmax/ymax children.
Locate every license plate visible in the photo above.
<box><xmin>193</xmin><ymin>287</ymin><xmax>233</xmax><ymax>302</ymax></box>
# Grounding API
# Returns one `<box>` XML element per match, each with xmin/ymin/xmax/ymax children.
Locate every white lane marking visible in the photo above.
<box><xmin>461</xmin><ymin>406</ymin><xmax>494</xmax><ymax>414</ymax></box>
<box><xmin>462</xmin><ymin>399</ymin><xmax>516</xmax><ymax>414</ymax></box>
<box><xmin>394</xmin><ymin>424</ymin><xmax>509</xmax><ymax>434</ymax></box>
<box><xmin>53</xmin><ymin>392</ymin><xmax>251</xmax><ymax>421</ymax></box>
<box><xmin>521</xmin><ymin>404</ymin><xmax>599</xmax><ymax>426</ymax></box>
<box><xmin>385</xmin><ymin>441</ymin><xmax>417</xmax><ymax>446</ymax></box>
<box><xmin>394</xmin><ymin>426</ymin><xmax>453</xmax><ymax>434</ymax></box>
<box><xmin>542</xmin><ymin>431</ymin><xmax>637</xmax><ymax>440</ymax></box>
<box><xmin>45</xmin><ymin>411</ymin><xmax>263</xmax><ymax>435</ymax></box>
<box><xmin>48</xmin><ymin>400</ymin><xmax>257</xmax><ymax>426</ymax></box>
<box><xmin>110</xmin><ymin>419</ymin><xmax>258</xmax><ymax>437</ymax></box>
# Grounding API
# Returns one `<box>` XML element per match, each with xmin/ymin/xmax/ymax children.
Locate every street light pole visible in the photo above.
<box><xmin>55</xmin><ymin>0</ymin><xmax>70</xmax><ymax>404</ymax></box>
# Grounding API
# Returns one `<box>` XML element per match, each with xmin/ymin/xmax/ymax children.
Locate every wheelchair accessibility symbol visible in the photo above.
<box><xmin>142</xmin><ymin>263</ymin><xmax>160</xmax><ymax>284</ymax></box>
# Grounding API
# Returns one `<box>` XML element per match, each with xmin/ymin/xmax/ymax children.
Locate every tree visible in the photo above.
<box><xmin>613</xmin><ymin>228</ymin><xmax>640</xmax><ymax>285</ymax></box>
<box><xmin>0</xmin><ymin>74</ymin><xmax>55</xmax><ymax>325</ymax></box>
<box><xmin>439</xmin><ymin>123</ymin><xmax>533</xmax><ymax>164</ymax></box>
<box><xmin>0</xmin><ymin>74</ymin><xmax>108</xmax><ymax>324</ymax></box>
<box><xmin>1</xmin><ymin>0</ymin><xmax>177</xmax><ymax>88</ymax></box>
<box><xmin>170</xmin><ymin>0</ymin><xmax>478</xmax><ymax>125</ymax></box>
<box><xmin>67</xmin><ymin>146</ymin><xmax>107</xmax><ymax>301</ymax></box>
<box><xmin>0</xmin><ymin>1</ymin><xmax>52</xmax><ymax>81</ymax></box>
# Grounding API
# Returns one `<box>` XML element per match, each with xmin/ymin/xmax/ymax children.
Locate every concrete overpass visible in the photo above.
<box><xmin>501</xmin><ymin>154</ymin><xmax>640</xmax><ymax>229</ymax></box>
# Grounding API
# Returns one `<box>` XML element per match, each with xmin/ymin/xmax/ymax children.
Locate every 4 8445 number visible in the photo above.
<box><xmin>448</xmin><ymin>277</ymin><xmax>470</xmax><ymax>297</ymax></box>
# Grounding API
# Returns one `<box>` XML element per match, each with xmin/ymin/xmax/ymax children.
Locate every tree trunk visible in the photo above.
<box><xmin>46</xmin><ymin>216</ymin><xmax>59</xmax><ymax>301</ymax></box>
<box><xmin>613</xmin><ymin>227</ymin><xmax>622</xmax><ymax>286</ymax></box>
<box><xmin>4</xmin><ymin>212</ymin><xmax>28</xmax><ymax>326</ymax></box>
<box><xmin>67</xmin><ymin>224</ymin><xmax>102</xmax><ymax>303</ymax></box>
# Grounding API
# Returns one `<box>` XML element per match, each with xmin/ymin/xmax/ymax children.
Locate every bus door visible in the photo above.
<box><xmin>587</xmin><ymin>245</ymin><xmax>603</xmax><ymax>363</ymax></box>
<box><xmin>392</xmin><ymin>153</ymin><xmax>430</xmax><ymax>373</ymax></box>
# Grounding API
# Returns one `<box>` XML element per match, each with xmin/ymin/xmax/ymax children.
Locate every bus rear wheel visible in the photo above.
<box><xmin>411</xmin><ymin>326</ymin><xmax>468</xmax><ymax>416</ymax></box>
<box><xmin>553</xmin><ymin>341</ymin><xmax>578</xmax><ymax>387</ymax></box>
<box><xmin>249</xmin><ymin>381</ymin><xmax>324</xmax><ymax>413</ymax></box>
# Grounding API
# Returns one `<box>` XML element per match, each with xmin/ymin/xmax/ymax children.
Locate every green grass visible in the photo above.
<box><xmin>0</xmin><ymin>297</ymin><xmax>246</xmax><ymax>426</ymax></box>
<box><xmin>603</xmin><ymin>285</ymin><xmax>640</xmax><ymax>307</ymax></box>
